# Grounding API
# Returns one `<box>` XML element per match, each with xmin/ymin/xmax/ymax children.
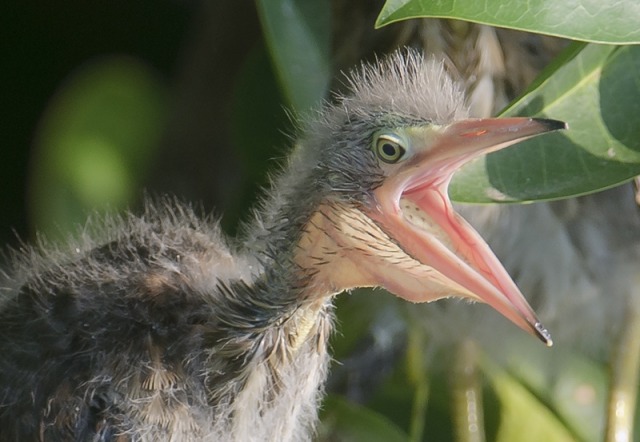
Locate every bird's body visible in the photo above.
<box><xmin>0</xmin><ymin>202</ymin><xmax>331</xmax><ymax>440</ymax></box>
<box><xmin>0</xmin><ymin>50</ymin><xmax>562</xmax><ymax>441</ymax></box>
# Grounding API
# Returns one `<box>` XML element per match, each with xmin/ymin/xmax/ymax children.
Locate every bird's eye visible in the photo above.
<box><xmin>375</xmin><ymin>135</ymin><xmax>406</xmax><ymax>164</ymax></box>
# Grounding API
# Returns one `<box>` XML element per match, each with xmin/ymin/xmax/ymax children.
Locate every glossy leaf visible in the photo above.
<box><xmin>377</xmin><ymin>0</ymin><xmax>640</xmax><ymax>44</ymax></box>
<box><xmin>256</xmin><ymin>0</ymin><xmax>331</xmax><ymax>112</ymax></box>
<box><xmin>450</xmin><ymin>42</ymin><xmax>640</xmax><ymax>203</ymax></box>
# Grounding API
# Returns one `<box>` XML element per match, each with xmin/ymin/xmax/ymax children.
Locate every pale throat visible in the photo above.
<box><xmin>284</xmin><ymin>199</ymin><xmax>447</xmax><ymax>352</ymax></box>
<box><xmin>292</xmin><ymin>199</ymin><xmax>473</xmax><ymax>307</ymax></box>
<box><xmin>293</xmin><ymin>201</ymin><xmax>415</xmax><ymax>299</ymax></box>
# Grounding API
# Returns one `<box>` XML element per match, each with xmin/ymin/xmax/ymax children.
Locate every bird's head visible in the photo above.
<box><xmin>280</xmin><ymin>50</ymin><xmax>564</xmax><ymax>345</ymax></box>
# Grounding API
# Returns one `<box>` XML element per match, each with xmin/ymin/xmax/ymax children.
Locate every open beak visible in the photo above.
<box><xmin>365</xmin><ymin>117</ymin><xmax>566</xmax><ymax>346</ymax></box>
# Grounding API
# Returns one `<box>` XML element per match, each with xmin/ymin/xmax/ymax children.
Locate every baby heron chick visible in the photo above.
<box><xmin>0</xmin><ymin>50</ymin><xmax>563</xmax><ymax>441</ymax></box>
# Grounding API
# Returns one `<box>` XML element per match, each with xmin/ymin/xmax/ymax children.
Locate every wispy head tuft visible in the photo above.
<box><xmin>338</xmin><ymin>48</ymin><xmax>468</xmax><ymax>124</ymax></box>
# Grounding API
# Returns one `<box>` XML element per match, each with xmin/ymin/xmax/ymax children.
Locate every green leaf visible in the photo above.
<box><xmin>318</xmin><ymin>395</ymin><xmax>408</xmax><ymax>442</ymax></box>
<box><xmin>450</xmin><ymin>42</ymin><xmax>640</xmax><ymax>203</ymax></box>
<box><xmin>376</xmin><ymin>0</ymin><xmax>640</xmax><ymax>44</ymax></box>
<box><xmin>29</xmin><ymin>57</ymin><xmax>167</xmax><ymax>240</ymax></box>
<box><xmin>256</xmin><ymin>0</ymin><xmax>331</xmax><ymax>112</ymax></box>
<box><xmin>482</xmin><ymin>360</ymin><xmax>576</xmax><ymax>442</ymax></box>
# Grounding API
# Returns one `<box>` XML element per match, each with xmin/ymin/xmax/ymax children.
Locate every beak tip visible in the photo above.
<box><xmin>531</xmin><ymin>118</ymin><xmax>568</xmax><ymax>132</ymax></box>
<box><xmin>534</xmin><ymin>321</ymin><xmax>554</xmax><ymax>347</ymax></box>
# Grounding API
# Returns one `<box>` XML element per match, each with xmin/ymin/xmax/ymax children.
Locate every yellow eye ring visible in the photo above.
<box><xmin>375</xmin><ymin>135</ymin><xmax>406</xmax><ymax>163</ymax></box>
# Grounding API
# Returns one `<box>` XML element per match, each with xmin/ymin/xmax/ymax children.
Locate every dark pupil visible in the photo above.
<box><xmin>382</xmin><ymin>143</ymin><xmax>397</xmax><ymax>157</ymax></box>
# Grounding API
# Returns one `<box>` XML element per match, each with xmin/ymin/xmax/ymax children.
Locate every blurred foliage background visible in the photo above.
<box><xmin>3</xmin><ymin>0</ymin><xmax>640</xmax><ymax>441</ymax></box>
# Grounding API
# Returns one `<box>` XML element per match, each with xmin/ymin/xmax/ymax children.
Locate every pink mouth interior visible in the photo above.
<box><xmin>395</xmin><ymin>181</ymin><xmax>552</xmax><ymax>346</ymax></box>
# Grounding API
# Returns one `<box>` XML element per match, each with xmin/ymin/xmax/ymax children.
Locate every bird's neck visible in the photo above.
<box><xmin>233</xmin><ymin>199</ymin><xmax>381</xmax><ymax>368</ymax></box>
<box><xmin>204</xmin><ymin>216</ymin><xmax>335</xmax><ymax>428</ymax></box>
<box><xmin>231</xmin><ymin>140</ymin><xmax>376</xmax><ymax>354</ymax></box>
<box><xmin>204</xmin><ymin>189</ymin><xmax>377</xmax><ymax>435</ymax></box>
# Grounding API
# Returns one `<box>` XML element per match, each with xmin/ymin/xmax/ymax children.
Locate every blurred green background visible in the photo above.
<box><xmin>2</xmin><ymin>1</ymin><xmax>181</xmax><ymax>243</ymax></box>
<box><xmin>1</xmin><ymin>1</ymin><xmax>287</xmax><ymax>246</ymax></box>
